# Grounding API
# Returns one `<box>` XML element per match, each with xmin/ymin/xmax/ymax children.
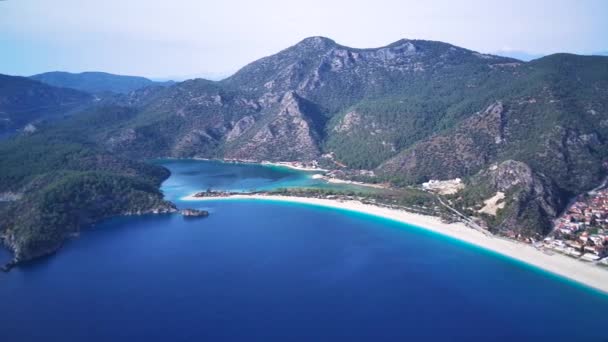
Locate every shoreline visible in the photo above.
<box><xmin>167</xmin><ymin>157</ymin><xmax>388</xmax><ymax>189</ymax></box>
<box><xmin>163</xmin><ymin>157</ymin><xmax>389</xmax><ymax>189</ymax></box>
<box><xmin>162</xmin><ymin>157</ymin><xmax>327</xmax><ymax>172</ymax></box>
<box><xmin>183</xmin><ymin>193</ymin><xmax>608</xmax><ymax>294</ymax></box>
<box><xmin>259</xmin><ymin>161</ymin><xmax>328</xmax><ymax>172</ymax></box>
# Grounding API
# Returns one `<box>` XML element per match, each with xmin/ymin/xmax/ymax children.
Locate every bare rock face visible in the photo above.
<box><xmin>225</xmin><ymin>92</ymin><xmax>321</xmax><ymax>161</ymax></box>
<box><xmin>334</xmin><ymin>111</ymin><xmax>361</xmax><ymax>133</ymax></box>
<box><xmin>467</xmin><ymin>160</ymin><xmax>565</xmax><ymax>238</ymax></box>
<box><xmin>469</xmin><ymin>101</ymin><xmax>505</xmax><ymax>144</ymax></box>
<box><xmin>0</xmin><ymin>192</ymin><xmax>22</xmax><ymax>202</ymax></box>
<box><xmin>226</xmin><ymin>116</ymin><xmax>256</xmax><ymax>142</ymax></box>
<box><xmin>535</xmin><ymin>126</ymin><xmax>604</xmax><ymax>193</ymax></box>
<box><xmin>483</xmin><ymin>160</ymin><xmax>536</xmax><ymax>191</ymax></box>
<box><xmin>180</xmin><ymin>208</ymin><xmax>209</xmax><ymax>218</ymax></box>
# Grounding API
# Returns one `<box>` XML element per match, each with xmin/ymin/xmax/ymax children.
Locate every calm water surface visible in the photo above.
<box><xmin>1</xmin><ymin>160</ymin><xmax>607</xmax><ymax>341</ymax></box>
<box><xmin>155</xmin><ymin>159</ymin><xmax>373</xmax><ymax>201</ymax></box>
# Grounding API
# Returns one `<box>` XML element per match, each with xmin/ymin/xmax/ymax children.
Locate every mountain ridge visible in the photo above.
<box><xmin>1</xmin><ymin>36</ymin><xmax>607</xmax><ymax>264</ymax></box>
<box><xmin>97</xmin><ymin>38</ymin><xmax>608</xmax><ymax>239</ymax></box>
<box><xmin>0</xmin><ymin>74</ymin><xmax>93</xmax><ymax>137</ymax></box>
<box><xmin>31</xmin><ymin>71</ymin><xmax>175</xmax><ymax>94</ymax></box>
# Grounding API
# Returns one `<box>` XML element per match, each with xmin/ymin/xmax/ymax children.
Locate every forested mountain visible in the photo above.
<box><xmin>0</xmin><ymin>107</ymin><xmax>175</xmax><ymax>265</ymax></box>
<box><xmin>31</xmin><ymin>71</ymin><xmax>174</xmax><ymax>94</ymax></box>
<box><xmin>0</xmin><ymin>74</ymin><xmax>93</xmax><ymax>137</ymax></box>
<box><xmin>94</xmin><ymin>37</ymin><xmax>523</xmax><ymax>162</ymax></box>
<box><xmin>2</xmin><ymin>37</ymin><xmax>608</xmax><ymax>264</ymax></box>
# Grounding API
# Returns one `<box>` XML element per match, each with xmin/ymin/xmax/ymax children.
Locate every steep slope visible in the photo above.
<box><xmin>31</xmin><ymin>71</ymin><xmax>174</xmax><ymax>94</ymax></box>
<box><xmin>378</xmin><ymin>54</ymin><xmax>608</xmax><ymax>187</ymax></box>
<box><xmin>378</xmin><ymin>54</ymin><xmax>608</xmax><ymax>235</ymax></box>
<box><xmin>224</xmin><ymin>37</ymin><xmax>518</xmax><ymax>106</ymax></box>
<box><xmin>0</xmin><ymin>113</ymin><xmax>175</xmax><ymax>266</ymax></box>
<box><xmin>102</xmin><ymin>37</ymin><xmax>520</xmax><ymax>163</ymax></box>
<box><xmin>0</xmin><ymin>74</ymin><xmax>93</xmax><ymax>136</ymax></box>
<box><xmin>455</xmin><ymin>160</ymin><xmax>565</xmax><ymax>238</ymax></box>
<box><xmin>225</xmin><ymin>36</ymin><xmax>522</xmax><ymax>168</ymax></box>
<box><xmin>3</xmin><ymin>37</ymin><xmax>607</xmax><ymax>249</ymax></box>
<box><xmin>99</xmin><ymin>79</ymin><xmax>262</xmax><ymax>158</ymax></box>
<box><xmin>224</xmin><ymin>91</ymin><xmax>325</xmax><ymax>161</ymax></box>
<box><xmin>377</xmin><ymin>101</ymin><xmax>506</xmax><ymax>182</ymax></box>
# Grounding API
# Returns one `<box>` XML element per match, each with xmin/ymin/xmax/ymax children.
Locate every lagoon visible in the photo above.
<box><xmin>1</xmin><ymin>160</ymin><xmax>607</xmax><ymax>341</ymax></box>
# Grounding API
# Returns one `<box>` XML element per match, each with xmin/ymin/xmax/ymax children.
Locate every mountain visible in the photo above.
<box><xmin>94</xmin><ymin>39</ymin><xmax>608</xmax><ymax>239</ymax></box>
<box><xmin>1</xmin><ymin>37</ymin><xmax>608</xmax><ymax>264</ymax></box>
<box><xmin>0</xmin><ymin>106</ymin><xmax>175</xmax><ymax>266</ymax></box>
<box><xmin>30</xmin><ymin>71</ymin><xmax>174</xmax><ymax>94</ymax></box>
<box><xmin>99</xmin><ymin>37</ymin><xmax>521</xmax><ymax>162</ymax></box>
<box><xmin>0</xmin><ymin>74</ymin><xmax>93</xmax><ymax>137</ymax></box>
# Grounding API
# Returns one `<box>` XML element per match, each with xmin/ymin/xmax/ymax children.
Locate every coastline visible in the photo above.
<box><xmin>183</xmin><ymin>193</ymin><xmax>608</xmax><ymax>294</ymax></box>
<box><xmin>162</xmin><ymin>157</ymin><xmax>388</xmax><ymax>189</ymax></box>
<box><xmin>260</xmin><ymin>161</ymin><xmax>328</xmax><ymax>172</ymax></box>
<box><xmin>163</xmin><ymin>157</ymin><xmax>326</xmax><ymax>172</ymax></box>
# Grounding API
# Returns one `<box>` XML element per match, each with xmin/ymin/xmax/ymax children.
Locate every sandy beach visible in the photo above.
<box><xmin>260</xmin><ymin>161</ymin><xmax>328</xmax><ymax>172</ymax></box>
<box><xmin>182</xmin><ymin>193</ymin><xmax>608</xmax><ymax>294</ymax></box>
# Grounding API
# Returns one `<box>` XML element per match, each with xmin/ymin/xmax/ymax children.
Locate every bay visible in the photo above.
<box><xmin>1</xmin><ymin>160</ymin><xmax>607</xmax><ymax>341</ymax></box>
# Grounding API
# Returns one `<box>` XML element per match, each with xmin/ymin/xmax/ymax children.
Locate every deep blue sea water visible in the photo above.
<box><xmin>1</xmin><ymin>160</ymin><xmax>607</xmax><ymax>341</ymax></box>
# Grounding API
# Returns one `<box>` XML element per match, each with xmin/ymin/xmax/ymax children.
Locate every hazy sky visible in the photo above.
<box><xmin>1</xmin><ymin>0</ymin><xmax>606</xmax><ymax>79</ymax></box>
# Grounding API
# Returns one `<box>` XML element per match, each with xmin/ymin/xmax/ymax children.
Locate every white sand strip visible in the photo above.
<box><xmin>182</xmin><ymin>194</ymin><xmax>608</xmax><ymax>294</ymax></box>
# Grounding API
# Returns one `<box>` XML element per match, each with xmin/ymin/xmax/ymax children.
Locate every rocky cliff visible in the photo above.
<box><xmin>456</xmin><ymin>161</ymin><xmax>565</xmax><ymax>238</ymax></box>
<box><xmin>2</xmin><ymin>37</ymin><xmax>608</xmax><ymax>250</ymax></box>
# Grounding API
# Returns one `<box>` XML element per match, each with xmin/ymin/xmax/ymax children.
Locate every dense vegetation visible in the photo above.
<box><xmin>1</xmin><ymin>37</ymin><xmax>607</xmax><ymax>264</ymax></box>
<box><xmin>0</xmin><ymin>74</ymin><xmax>92</xmax><ymax>136</ymax></box>
<box><xmin>268</xmin><ymin>187</ymin><xmax>440</xmax><ymax>215</ymax></box>
<box><xmin>0</xmin><ymin>116</ymin><xmax>174</xmax><ymax>264</ymax></box>
<box><xmin>1</xmin><ymin>171</ymin><xmax>173</xmax><ymax>263</ymax></box>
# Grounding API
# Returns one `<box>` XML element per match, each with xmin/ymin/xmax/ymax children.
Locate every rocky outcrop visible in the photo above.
<box><xmin>534</xmin><ymin>126</ymin><xmax>605</xmax><ymax>194</ymax></box>
<box><xmin>124</xmin><ymin>202</ymin><xmax>177</xmax><ymax>216</ymax></box>
<box><xmin>464</xmin><ymin>160</ymin><xmax>565</xmax><ymax>238</ymax></box>
<box><xmin>3</xmin><ymin>38</ymin><xmax>606</xmax><ymax>253</ymax></box>
<box><xmin>225</xmin><ymin>92</ymin><xmax>322</xmax><ymax>161</ymax></box>
<box><xmin>226</xmin><ymin>116</ymin><xmax>256</xmax><ymax>142</ymax></box>
<box><xmin>0</xmin><ymin>192</ymin><xmax>22</xmax><ymax>202</ymax></box>
<box><xmin>334</xmin><ymin>111</ymin><xmax>361</xmax><ymax>133</ymax></box>
<box><xmin>180</xmin><ymin>208</ymin><xmax>209</xmax><ymax>218</ymax></box>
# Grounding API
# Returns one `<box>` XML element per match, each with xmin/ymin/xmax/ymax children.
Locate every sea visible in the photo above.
<box><xmin>0</xmin><ymin>159</ymin><xmax>607</xmax><ymax>341</ymax></box>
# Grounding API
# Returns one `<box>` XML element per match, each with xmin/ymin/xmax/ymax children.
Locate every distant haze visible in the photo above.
<box><xmin>1</xmin><ymin>0</ymin><xmax>606</xmax><ymax>79</ymax></box>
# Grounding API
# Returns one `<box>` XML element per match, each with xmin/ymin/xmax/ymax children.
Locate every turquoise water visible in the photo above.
<box><xmin>155</xmin><ymin>159</ymin><xmax>375</xmax><ymax>201</ymax></box>
<box><xmin>1</xmin><ymin>160</ymin><xmax>607</xmax><ymax>341</ymax></box>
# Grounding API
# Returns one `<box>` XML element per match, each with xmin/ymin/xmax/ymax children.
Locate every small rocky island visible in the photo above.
<box><xmin>180</xmin><ymin>208</ymin><xmax>209</xmax><ymax>218</ymax></box>
<box><xmin>1</xmin><ymin>260</ymin><xmax>17</xmax><ymax>272</ymax></box>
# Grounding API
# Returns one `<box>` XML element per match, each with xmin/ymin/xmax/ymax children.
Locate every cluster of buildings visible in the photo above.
<box><xmin>542</xmin><ymin>189</ymin><xmax>608</xmax><ymax>264</ymax></box>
